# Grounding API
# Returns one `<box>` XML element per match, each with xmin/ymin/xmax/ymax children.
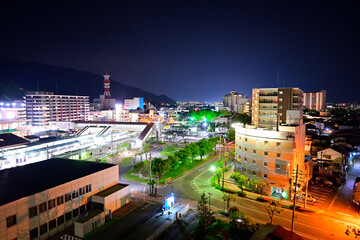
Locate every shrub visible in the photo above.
<box><xmin>229</xmin><ymin>206</ymin><xmax>239</xmax><ymax>213</ymax></box>
<box><xmin>256</xmin><ymin>197</ymin><xmax>268</xmax><ymax>202</ymax></box>
<box><xmin>133</xmin><ymin>161</ymin><xmax>145</xmax><ymax>172</ymax></box>
<box><xmin>158</xmin><ymin>141</ymin><xmax>166</xmax><ymax>145</ymax></box>
<box><xmin>238</xmin><ymin>192</ymin><xmax>247</xmax><ymax>197</ymax></box>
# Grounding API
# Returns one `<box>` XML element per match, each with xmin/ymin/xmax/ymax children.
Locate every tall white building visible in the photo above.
<box><xmin>25</xmin><ymin>92</ymin><xmax>89</xmax><ymax>126</ymax></box>
<box><xmin>223</xmin><ymin>90</ymin><xmax>251</xmax><ymax>113</ymax></box>
<box><xmin>303</xmin><ymin>90</ymin><xmax>326</xmax><ymax>112</ymax></box>
<box><xmin>124</xmin><ymin>97</ymin><xmax>144</xmax><ymax>110</ymax></box>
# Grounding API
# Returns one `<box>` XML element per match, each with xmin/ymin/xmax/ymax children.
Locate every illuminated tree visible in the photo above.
<box><xmin>265</xmin><ymin>200</ymin><xmax>283</xmax><ymax>225</ymax></box>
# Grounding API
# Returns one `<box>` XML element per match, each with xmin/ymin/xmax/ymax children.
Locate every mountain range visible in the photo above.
<box><xmin>0</xmin><ymin>58</ymin><xmax>175</xmax><ymax>105</ymax></box>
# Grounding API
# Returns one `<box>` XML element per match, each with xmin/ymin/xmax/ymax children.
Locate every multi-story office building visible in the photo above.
<box><xmin>124</xmin><ymin>97</ymin><xmax>144</xmax><ymax>110</ymax></box>
<box><xmin>0</xmin><ymin>159</ymin><xmax>130</xmax><ymax>240</ymax></box>
<box><xmin>223</xmin><ymin>90</ymin><xmax>251</xmax><ymax>113</ymax></box>
<box><xmin>25</xmin><ymin>92</ymin><xmax>89</xmax><ymax>126</ymax></box>
<box><xmin>234</xmin><ymin>118</ymin><xmax>306</xmax><ymax>199</ymax></box>
<box><xmin>303</xmin><ymin>90</ymin><xmax>326</xmax><ymax>112</ymax></box>
<box><xmin>252</xmin><ymin>88</ymin><xmax>303</xmax><ymax>130</ymax></box>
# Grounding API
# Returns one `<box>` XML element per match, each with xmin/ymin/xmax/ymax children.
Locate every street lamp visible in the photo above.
<box><xmin>208</xmin><ymin>192</ymin><xmax>213</xmax><ymax>211</ymax></box>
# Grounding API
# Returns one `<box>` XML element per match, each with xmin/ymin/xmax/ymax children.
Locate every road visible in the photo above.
<box><xmin>159</xmin><ymin>157</ymin><xmax>357</xmax><ymax>240</ymax></box>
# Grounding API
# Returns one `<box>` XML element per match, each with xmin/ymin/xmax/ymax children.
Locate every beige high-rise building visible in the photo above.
<box><xmin>303</xmin><ymin>90</ymin><xmax>326</xmax><ymax>111</ymax></box>
<box><xmin>252</xmin><ymin>88</ymin><xmax>303</xmax><ymax>130</ymax></box>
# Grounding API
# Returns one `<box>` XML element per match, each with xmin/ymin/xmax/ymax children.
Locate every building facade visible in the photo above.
<box><xmin>0</xmin><ymin>159</ymin><xmax>130</xmax><ymax>240</ymax></box>
<box><xmin>124</xmin><ymin>97</ymin><xmax>144</xmax><ymax>110</ymax></box>
<box><xmin>303</xmin><ymin>90</ymin><xmax>326</xmax><ymax>112</ymax></box>
<box><xmin>234</xmin><ymin>123</ymin><xmax>306</xmax><ymax>199</ymax></box>
<box><xmin>223</xmin><ymin>90</ymin><xmax>251</xmax><ymax>113</ymax></box>
<box><xmin>252</xmin><ymin>88</ymin><xmax>303</xmax><ymax>130</ymax></box>
<box><xmin>25</xmin><ymin>92</ymin><xmax>89</xmax><ymax>126</ymax></box>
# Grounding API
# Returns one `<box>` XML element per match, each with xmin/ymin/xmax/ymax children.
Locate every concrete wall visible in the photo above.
<box><xmin>74</xmin><ymin>212</ymin><xmax>105</xmax><ymax>238</ymax></box>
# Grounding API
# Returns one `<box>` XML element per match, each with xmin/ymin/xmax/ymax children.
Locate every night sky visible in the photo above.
<box><xmin>1</xmin><ymin>1</ymin><xmax>359</xmax><ymax>103</ymax></box>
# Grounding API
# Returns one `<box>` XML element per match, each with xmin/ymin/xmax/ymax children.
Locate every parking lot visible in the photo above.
<box><xmin>297</xmin><ymin>181</ymin><xmax>337</xmax><ymax>210</ymax></box>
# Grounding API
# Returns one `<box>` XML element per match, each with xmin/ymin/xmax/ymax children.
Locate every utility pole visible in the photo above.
<box><xmin>222</xmin><ymin>138</ymin><xmax>226</xmax><ymax>189</ymax></box>
<box><xmin>149</xmin><ymin>146</ymin><xmax>152</xmax><ymax>194</ymax></box>
<box><xmin>304</xmin><ymin>167</ymin><xmax>310</xmax><ymax>209</ymax></box>
<box><xmin>291</xmin><ymin>164</ymin><xmax>299</xmax><ymax>232</ymax></box>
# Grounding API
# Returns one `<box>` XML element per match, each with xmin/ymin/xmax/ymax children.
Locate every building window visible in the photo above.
<box><xmin>57</xmin><ymin>215</ymin><xmax>65</xmax><ymax>226</ymax></box>
<box><xmin>73</xmin><ymin>208</ymin><xmax>79</xmax><ymax>218</ymax></box>
<box><xmin>72</xmin><ymin>190</ymin><xmax>78</xmax><ymax>199</ymax></box>
<box><xmin>80</xmin><ymin>205</ymin><xmax>86</xmax><ymax>214</ymax></box>
<box><xmin>279</xmin><ymin>98</ymin><xmax>283</xmax><ymax>102</ymax></box>
<box><xmin>57</xmin><ymin>196</ymin><xmax>64</xmax><ymax>206</ymax></box>
<box><xmin>245</xmin><ymin>138</ymin><xmax>248</xmax><ymax>142</ymax></box>
<box><xmin>39</xmin><ymin>202</ymin><xmax>47</xmax><ymax>214</ymax></box>
<box><xmin>264</xmin><ymin>141</ymin><xmax>268</xmax><ymax>145</ymax></box>
<box><xmin>244</xmin><ymin>157</ymin><xmax>247</xmax><ymax>162</ymax></box>
<box><xmin>89</xmin><ymin>184</ymin><xmax>92</xmax><ymax>192</ymax></box>
<box><xmin>6</xmin><ymin>215</ymin><xmax>16</xmax><ymax>228</ymax></box>
<box><xmin>30</xmin><ymin>228</ymin><xmax>38</xmax><ymax>240</ymax></box>
<box><xmin>245</xmin><ymin>148</ymin><xmax>247</xmax><ymax>152</ymax></box>
<box><xmin>264</xmin><ymin>152</ymin><xmax>268</xmax><ymax>156</ymax></box>
<box><xmin>48</xmin><ymin>199</ymin><xmax>56</xmax><ymax>210</ymax></box>
<box><xmin>39</xmin><ymin>223</ymin><xmax>48</xmax><ymax>235</ymax></box>
<box><xmin>277</xmin><ymin>153</ymin><xmax>281</xmax><ymax>158</ymax></box>
<box><xmin>253</xmin><ymin>160</ymin><xmax>256</xmax><ymax>165</ymax></box>
<box><xmin>276</xmin><ymin>142</ymin><xmax>281</xmax><ymax>147</ymax></box>
<box><xmin>49</xmin><ymin>219</ymin><xmax>56</xmax><ymax>230</ymax></box>
<box><xmin>86</xmin><ymin>185</ymin><xmax>89</xmax><ymax>193</ymax></box>
<box><xmin>65</xmin><ymin>192</ymin><xmax>71</xmax><ymax>202</ymax></box>
<box><xmin>279</xmin><ymin>106</ymin><xmax>283</xmax><ymax>109</ymax></box>
<box><xmin>253</xmin><ymin>171</ymin><xmax>256</xmax><ymax>176</ymax></box>
<box><xmin>264</xmin><ymin>173</ymin><xmax>268</xmax><ymax>179</ymax></box>
<box><xmin>29</xmin><ymin>206</ymin><xmax>38</xmax><ymax>218</ymax></box>
<box><xmin>65</xmin><ymin>211</ymin><xmax>72</xmax><ymax>221</ymax></box>
<box><xmin>264</xmin><ymin>161</ymin><xmax>268</xmax><ymax>167</ymax></box>
<box><xmin>253</xmin><ymin>149</ymin><xmax>256</xmax><ymax>154</ymax></box>
<box><xmin>276</xmin><ymin>164</ymin><xmax>280</xmax><ymax>169</ymax></box>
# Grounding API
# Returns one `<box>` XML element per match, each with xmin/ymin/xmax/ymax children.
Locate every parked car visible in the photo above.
<box><xmin>301</xmin><ymin>193</ymin><xmax>316</xmax><ymax>202</ymax></box>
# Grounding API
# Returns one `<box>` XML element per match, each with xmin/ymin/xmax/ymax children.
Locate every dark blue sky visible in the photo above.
<box><xmin>1</xmin><ymin>1</ymin><xmax>359</xmax><ymax>102</ymax></box>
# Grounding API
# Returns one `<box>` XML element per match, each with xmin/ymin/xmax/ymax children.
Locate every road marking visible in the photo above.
<box><xmin>337</xmin><ymin>212</ymin><xmax>353</xmax><ymax>217</ymax></box>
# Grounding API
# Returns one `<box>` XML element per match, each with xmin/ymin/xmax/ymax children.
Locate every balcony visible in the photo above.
<box><xmin>259</xmin><ymin>107</ymin><xmax>277</xmax><ymax>111</ymax></box>
<box><xmin>259</xmin><ymin>92</ymin><xmax>278</xmax><ymax>96</ymax></box>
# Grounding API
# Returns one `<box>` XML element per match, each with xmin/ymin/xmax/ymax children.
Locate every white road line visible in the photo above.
<box><xmin>337</xmin><ymin>212</ymin><xmax>353</xmax><ymax>217</ymax></box>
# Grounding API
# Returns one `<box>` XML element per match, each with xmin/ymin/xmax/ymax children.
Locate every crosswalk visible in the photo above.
<box><xmin>302</xmin><ymin>185</ymin><xmax>335</xmax><ymax>208</ymax></box>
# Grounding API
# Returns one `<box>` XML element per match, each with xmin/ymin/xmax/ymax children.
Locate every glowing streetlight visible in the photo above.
<box><xmin>210</xmin><ymin>165</ymin><xmax>216</xmax><ymax>172</ymax></box>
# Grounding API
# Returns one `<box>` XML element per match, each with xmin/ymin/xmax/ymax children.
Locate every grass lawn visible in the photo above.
<box><xmin>123</xmin><ymin>168</ymin><xmax>149</xmax><ymax>184</ymax></box>
<box><xmin>159</xmin><ymin>144</ymin><xmax>181</xmax><ymax>156</ymax></box>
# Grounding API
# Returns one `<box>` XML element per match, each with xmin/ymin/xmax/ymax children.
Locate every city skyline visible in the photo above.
<box><xmin>1</xmin><ymin>1</ymin><xmax>359</xmax><ymax>103</ymax></box>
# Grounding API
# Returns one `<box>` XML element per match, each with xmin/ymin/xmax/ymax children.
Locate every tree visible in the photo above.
<box><xmin>120</xmin><ymin>157</ymin><xmax>135</xmax><ymax>166</ymax></box>
<box><xmin>198</xmin><ymin>139</ymin><xmax>209</xmax><ymax>161</ymax></box>
<box><xmin>147</xmin><ymin>179</ymin><xmax>156</xmax><ymax>195</ymax></box>
<box><xmin>226</xmin><ymin>129</ymin><xmax>235</xmax><ymax>141</ymax></box>
<box><xmin>151</xmin><ymin>157</ymin><xmax>171</xmax><ymax>184</ymax></box>
<box><xmin>237</xmin><ymin>174</ymin><xmax>247</xmax><ymax>193</ymax></box>
<box><xmin>215</xmin><ymin>167</ymin><xmax>223</xmax><ymax>185</ymax></box>
<box><xmin>142</xmin><ymin>143</ymin><xmax>151</xmax><ymax>161</ymax></box>
<box><xmin>196</xmin><ymin>192</ymin><xmax>214</xmax><ymax>233</ymax></box>
<box><xmin>265</xmin><ymin>200</ymin><xmax>283</xmax><ymax>225</ymax></box>
<box><xmin>187</xmin><ymin>143</ymin><xmax>200</xmax><ymax>162</ymax></box>
<box><xmin>167</xmin><ymin>154</ymin><xmax>179</xmax><ymax>169</ymax></box>
<box><xmin>222</xmin><ymin>193</ymin><xmax>237</xmax><ymax>212</ymax></box>
<box><xmin>232</xmin><ymin>113</ymin><xmax>251</xmax><ymax>125</ymax></box>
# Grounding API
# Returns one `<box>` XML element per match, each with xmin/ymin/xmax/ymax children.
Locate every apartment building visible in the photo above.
<box><xmin>303</xmin><ymin>90</ymin><xmax>326</xmax><ymax>111</ymax></box>
<box><xmin>234</xmin><ymin>121</ymin><xmax>306</xmax><ymax>199</ymax></box>
<box><xmin>223</xmin><ymin>90</ymin><xmax>251</xmax><ymax>113</ymax></box>
<box><xmin>252</xmin><ymin>88</ymin><xmax>303</xmax><ymax>130</ymax></box>
<box><xmin>0</xmin><ymin>159</ymin><xmax>130</xmax><ymax>240</ymax></box>
<box><xmin>25</xmin><ymin>92</ymin><xmax>89</xmax><ymax>126</ymax></box>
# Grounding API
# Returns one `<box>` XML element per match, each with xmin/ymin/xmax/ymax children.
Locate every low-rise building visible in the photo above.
<box><xmin>0</xmin><ymin>159</ymin><xmax>130</xmax><ymax>240</ymax></box>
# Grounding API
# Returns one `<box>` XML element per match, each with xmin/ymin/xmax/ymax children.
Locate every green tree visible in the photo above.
<box><xmin>215</xmin><ymin>167</ymin><xmax>223</xmax><ymax>185</ymax></box>
<box><xmin>142</xmin><ymin>143</ymin><xmax>151</xmax><ymax>161</ymax></box>
<box><xmin>196</xmin><ymin>192</ymin><xmax>214</xmax><ymax>233</ymax></box>
<box><xmin>226</xmin><ymin>129</ymin><xmax>235</xmax><ymax>141</ymax></box>
<box><xmin>147</xmin><ymin>179</ymin><xmax>156</xmax><ymax>195</ymax></box>
<box><xmin>151</xmin><ymin>157</ymin><xmax>171</xmax><ymax>184</ymax></box>
<box><xmin>237</xmin><ymin>174</ymin><xmax>247</xmax><ymax>193</ymax></box>
<box><xmin>120</xmin><ymin>157</ymin><xmax>135</xmax><ymax>166</ymax></box>
<box><xmin>167</xmin><ymin>154</ymin><xmax>179</xmax><ymax>169</ymax></box>
<box><xmin>198</xmin><ymin>139</ymin><xmax>209</xmax><ymax>161</ymax></box>
<box><xmin>222</xmin><ymin>193</ymin><xmax>237</xmax><ymax>212</ymax></box>
<box><xmin>265</xmin><ymin>200</ymin><xmax>283</xmax><ymax>225</ymax></box>
<box><xmin>232</xmin><ymin>113</ymin><xmax>251</xmax><ymax>125</ymax></box>
<box><xmin>187</xmin><ymin>143</ymin><xmax>200</xmax><ymax>162</ymax></box>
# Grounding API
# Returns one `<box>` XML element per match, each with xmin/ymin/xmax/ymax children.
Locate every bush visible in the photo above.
<box><xmin>133</xmin><ymin>161</ymin><xmax>145</xmax><ymax>172</ymax></box>
<box><xmin>158</xmin><ymin>141</ymin><xmax>166</xmax><ymax>145</ymax></box>
<box><xmin>256</xmin><ymin>197</ymin><xmax>268</xmax><ymax>202</ymax></box>
<box><xmin>229</xmin><ymin>206</ymin><xmax>239</xmax><ymax>213</ymax></box>
<box><xmin>238</xmin><ymin>192</ymin><xmax>247</xmax><ymax>197</ymax></box>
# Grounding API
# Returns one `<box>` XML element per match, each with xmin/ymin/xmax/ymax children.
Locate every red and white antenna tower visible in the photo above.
<box><xmin>103</xmin><ymin>70</ymin><xmax>112</xmax><ymax>99</ymax></box>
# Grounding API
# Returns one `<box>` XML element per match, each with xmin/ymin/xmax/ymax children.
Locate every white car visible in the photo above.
<box><xmin>301</xmin><ymin>193</ymin><xmax>316</xmax><ymax>202</ymax></box>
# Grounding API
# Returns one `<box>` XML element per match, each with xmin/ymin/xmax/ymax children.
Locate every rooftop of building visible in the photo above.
<box><xmin>95</xmin><ymin>183</ymin><xmax>129</xmax><ymax>198</ymax></box>
<box><xmin>0</xmin><ymin>158</ymin><xmax>115</xmax><ymax>206</ymax></box>
<box><xmin>0</xmin><ymin>133</ymin><xmax>30</xmax><ymax>149</ymax></box>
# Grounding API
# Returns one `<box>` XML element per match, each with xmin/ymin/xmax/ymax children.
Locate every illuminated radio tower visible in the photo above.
<box><xmin>103</xmin><ymin>70</ymin><xmax>112</xmax><ymax>99</ymax></box>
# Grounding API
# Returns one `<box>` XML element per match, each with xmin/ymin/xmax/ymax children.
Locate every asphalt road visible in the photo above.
<box><xmin>159</xmin><ymin>157</ymin><xmax>357</xmax><ymax>240</ymax></box>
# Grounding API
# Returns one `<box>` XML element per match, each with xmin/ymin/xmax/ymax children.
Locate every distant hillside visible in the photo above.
<box><xmin>0</xmin><ymin>58</ymin><xmax>175</xmax><ymax>105</ymax></box>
